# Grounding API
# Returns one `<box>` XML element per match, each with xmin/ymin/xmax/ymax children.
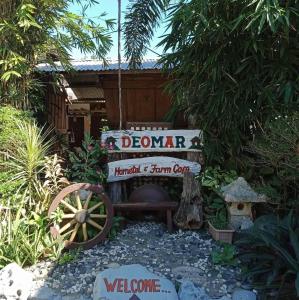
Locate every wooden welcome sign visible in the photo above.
<box><xmin>107</xmin><ymin>156</ymin><xmax>201</xmax><ymax>182</ymax></box>
<box><xmin>101</xmin><ymin>129</ymin><xmax>203</xmax><ymax>153</ymax></box>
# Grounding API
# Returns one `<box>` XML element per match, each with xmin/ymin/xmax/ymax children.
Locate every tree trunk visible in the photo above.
<box><xmin>118</xmin><ymin>0</ymin><xmax>122</xmax><ymax>130</ymax></box>
<box><xmin>174</xmin><ymin>172</ymin><xmax>203</xmax><ymax>229</ymax></box>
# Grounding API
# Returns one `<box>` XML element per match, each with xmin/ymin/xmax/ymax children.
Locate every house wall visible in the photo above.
<box><xmin>46</xmin><ymin>83</ymin><xmax>68</xmax><ymax>134</ymax></box>
<box><xmin>45</xmin><ymin>71</ymin><xmax>186</xmax><ymax>138</ymax></box>
<box><xmin>103</xmin><ymin>73</ymin><xmax>178</xmax><ymax>129</ymax></box>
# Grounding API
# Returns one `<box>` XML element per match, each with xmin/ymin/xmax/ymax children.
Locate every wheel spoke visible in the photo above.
<box><xmin>87</xmin><ymin>219</ymin><xmax>103</xmax><ymax>231</ymax></box>
<box><xmin>69</xmin><ymin>222</ymin><xmax>80</xmax><ymax>242</ymax></box>
<box><xmin>89</xmin><ymin>214</ymin><xmax>107</xmax><ymax>219</ymax></box>
<box><xmin>82</xmin><ymin>223</ymin><xmax>88</xmax><ymax>241</ymax></box>
<box><xmin>61</xmin><ymin>199</ymin><xmax>77</xmax><ymax>213</ymax></box>
<box><xmin>62</xmin><ymin>214</ymin><xmax>75</xmax><ymax>219</ymax></box>
<box><xmin>61</xmin><ymin>229</ymin><xmax>75</xmax><ymax>237</ymax></box>
<box><xmin>84</xmin><ymin>191</ymin><xmax>93</xmax><ymax>209</ymax></box>
<box><xmin>59</xmin><ymin>219</ymin><xmax>76</xmax><ymax>234</ymax></box>
<box><xmin>75</xmin><ymin>191</ymin><xmax>82</xmax><ymax>210</ymax></box>
<box><xmin>88</xmin><ymin>202</ymin><xmax>103</xmax><ymax>213</ymax></box>
<box><xmin>51</xmin><ymin>184</ymin><xmax>111</xmax><ymax>248</ymax></box>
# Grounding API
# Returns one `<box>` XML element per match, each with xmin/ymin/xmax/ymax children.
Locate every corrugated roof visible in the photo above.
<box><xmin>37</xmin><ymin>59</ymin><xmax>161</xmax><ymax>72</ymax></box>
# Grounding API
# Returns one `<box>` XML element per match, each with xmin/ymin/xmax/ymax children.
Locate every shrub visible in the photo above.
<box><xmin>0</xmin><ymin>119</ymin><xmax>65</xmax><ymax>267</ymax></box>
<box><xmin>67</xmin><ymin>133</ymin><xmax>107</xmax><ymax>184</ymax></box>
<box><xmin>237</xmin><ymin>212</ymin><xmax>299</xmax><ymax>298</ymax></box>
<box><xmin>199</xmin><ymin>166</ymin><xmax>238</xmax><ymax>227</ymax></box>
<box><xmin>211</xmin><ymin>243</ymin><xmax>237</xmax><ymax>266</ymax></box>
<box><xmin>1</xmin><ymin>121</ymin><xmax>54</xmax><ymax>211</ymax></box>
<box><xmin>246</xmin><ymin>113</ymin><xmax>299</xmax><ymax>211</ymax></box>
<box><xmin>0</xmin><ymin>211</ymin><xmax>63</xmax><ymax>268</ymax></box>
<box><xmin>0</xmin><ymin>105</ymin><xmax>33</xmax><ymax>152</ymax></box>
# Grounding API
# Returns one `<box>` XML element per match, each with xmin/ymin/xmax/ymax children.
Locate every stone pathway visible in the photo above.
<box><xmin>27</xmin><ymin>222</ymin><xmax>244</xmax><ymax>300</ymax></box>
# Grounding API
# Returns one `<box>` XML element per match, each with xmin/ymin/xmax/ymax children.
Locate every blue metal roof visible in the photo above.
<box><xmin>37</xmin><ymin>59</ymin><xmax>161</xmax><ymax>72</ymax></box>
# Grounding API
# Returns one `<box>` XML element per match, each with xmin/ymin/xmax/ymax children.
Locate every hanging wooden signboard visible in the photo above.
<box><xmin>101</xmin><ymin>129</ymin><xmax>203</xmax><ymax>153</ymax></box>
<box><xmin>107</xmin><ymin>156</ymin><xmax>201</xmax><ymax>182</ymax></box>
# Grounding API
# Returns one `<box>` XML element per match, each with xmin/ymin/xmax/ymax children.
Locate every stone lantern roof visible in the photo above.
<box><xmin>221</xmin><ymin>177</ymin><xmax>267</xmax><ymax>203</ymax></box>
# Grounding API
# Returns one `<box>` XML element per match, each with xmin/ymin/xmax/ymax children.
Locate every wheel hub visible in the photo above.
<box><xmin>75</xmin><ymin>209</ymin><xmax>88</xmax><ymax>224</ymax></box>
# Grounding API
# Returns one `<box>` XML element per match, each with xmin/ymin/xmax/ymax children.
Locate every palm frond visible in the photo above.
<box><xmin>124</xmin><ymin>0</ymin><xmax>170</xmax><ymax>68</ymax></box>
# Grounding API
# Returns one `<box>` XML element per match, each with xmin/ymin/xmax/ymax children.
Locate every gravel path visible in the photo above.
<box><xmin>27</xmin><ymin>222</ymin><xmax>243</xmax><ymax>300</ymax></box>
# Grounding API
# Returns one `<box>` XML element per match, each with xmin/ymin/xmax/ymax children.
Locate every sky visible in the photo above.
<box><xmin>69</xmin><ymin>0</ymin><xmax>168</xmax><ymax>60</ymax></box>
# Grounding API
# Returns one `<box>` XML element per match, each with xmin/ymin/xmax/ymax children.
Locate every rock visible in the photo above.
<box><xmin>29</xmin><ymin>286</ymin><xmax>61</xmax><ymax>300</ymax></box>
<box><xmin>232</xmin><ymin>289</ymin><xmax>256</xmax><ymax>300</ymax></box>
<box><xmin>240</xmin><ymin>219</ymin><xmax>254</xmax><ymax>230</ymax></box>
<box><xmin>93</xmin><ymin>264</ymin><xmax>178</xmax><ymax>300</ymax></box>
<box><xmin>106</xmin><ymin>262</ymin><xmax>120</xmax><ymax>269</ymax></box>
<box><xmin>0</xmin><ymin>263</ymin><xmax>33</xmax><ymax>300</ymax></box>
<box><xmin>178</xmin><ymin>280</ymin><xmax>209</xmax><ymax>300</ymax></box>
<box><xmin>172</xmin><ymin>266</ymin><xmax>204</xmax><ymax>282</ymax></box>
<box><xmin>230</xmin><ymin>216</ymin><xmax>253</xmax><ymax>231</ymax></box>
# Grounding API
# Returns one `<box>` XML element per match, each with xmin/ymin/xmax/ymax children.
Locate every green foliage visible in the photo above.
<box><xmin>58</xmin><ymin>248</ymin><xmax>81</xmax><ymax>265</ymax></box>
<box><xmin>124</xmin><ymin>0</ymin><xmax>169</xmax><ymax>68</ymax></box>
<box><xmin>247</xmin><ymin>112</ymin><xmax>299</xmax><ymax>210</ymax></box>
<box><xmin>0</xmin><ymin>211</ymin><xmax>64</xmax><ymax>268</ymax></box>
<box><xmin>200</xmin><ymin>166</ymin><xmax>238</xmax><ymax>191</ymax></box>
<box><xmin>208</xmin><ymin>204</ymin><xmax>229</xmax><ymax>230</ymax></box>
<box><xmin>43</xmin><ymin>154</ymin><xmax>68</xmax><ymax>197</ymax></box>
<box><xmin>0</xmin><ymin>105</ymin><xmax>33</xmax><ymax>151</ymax></box>
<box><xmin>237</xmin><ymin>212</ymin><xmax>299</xmax><ymax>298</ymax></box>
<box><xmin>68</xmin><ymin>133</ymin><xmax>107</xmax><ymax>184</ymax></box>
<box><xmin>0</xmin><ymin>0</ymin><xmax>113</xmax><ymax>108</ymax></box>
<box><xmin>125</xmin><ymin>0</ymin><xmax>298</xmax><ymax>163</ymax></box>
<box><xmin>108</xmin><ymin>216</ymin><xmax>125</xmax><ymax>240</ymax></box>
<box><xmin>0</xmin><ymin>171</ymin><xmax>22</xmax><ymax>207</ymax></box>
<box><xmin>199</xmin><ymin>166</ymin><xmax>237</xmax><ymax>228</ymax></box>
<box><xmin>1</xmin><ymin>121</ymin><xmax>55</xmax><ymax>211</ymax></box>
<box><xmin>0</xmin><ymin>115</ymin><xmax>66</xmax><ymax>267</ymax></box>
<box><xmin>211</xmin><ymin>243</ymin><xmax>237</xmax><ymax>266</ymax></box>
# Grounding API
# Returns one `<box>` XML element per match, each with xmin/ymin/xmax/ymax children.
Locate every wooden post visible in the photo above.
<box><xmin>166</xmin><ymin>209</ymin><xmax>173</xmax><ymax>232</ymax></box>
<box><xmin>84</xmin><ymin>114</ymin><xmax>91</xmax><ymax>135</ymax></box>
<box><xmin>174</xmin><ymin>172</ymin><xmax>203</xmax><ymax>229</ymax></box>
<box><xmin>108</xmin><ymin>153</ymin><xmax>122</xmax><ymax>203</ymax></box>
<box><xmin>188</xmin><ymin>114</ymin><xmax>204</xmax><ymax>165</ymax></box>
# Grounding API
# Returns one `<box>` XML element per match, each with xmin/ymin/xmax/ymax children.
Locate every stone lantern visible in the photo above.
<box><xmin>221</xmin><ymin>177</ymin><xmax>267</xmax><ymax>230</ymax></box>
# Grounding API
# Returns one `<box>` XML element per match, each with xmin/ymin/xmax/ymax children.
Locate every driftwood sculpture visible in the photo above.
<box><xmin>174</xmin><ymin>172</ymin><xmax>203</xmax><ymax>229</ymax></box>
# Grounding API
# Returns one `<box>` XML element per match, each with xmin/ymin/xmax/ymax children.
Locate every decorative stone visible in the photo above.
<box><xmin>230</xmin><ymin>215</ymin><xmax>254</xmax><ymax>231</ymax></box>
<box><xmin>221</xmin><ymin>177</ymin><xmax>267</xmax><ymax>230</ymax></box>
<box><xmin>0</xmin><ymin>263</ymin><xmax>33</xmax><ymax>300</ymax></box>
<box><xmin>93</xmin><ymin>264</ymin><xmax>178</xmax><ymax>300</ymax></box>
<box><xmin>172</xmin><ymin>266</ymin><xmax>204</xmax><ymax>283</ymax></box>
<box><xmin>106</xmin><ymin>262</ymin><xmax>120</xmax><ymax>269</ymax></box>
<box><xmin>240</xmin><ymin>218</ymin><xmax>254</xmax><ymax>230</ymax></box>
<box><xmin>232</xmin><ymin>289</ymin><xmax>257</xmax><ymax>300</ymax></box>
<box><xmin>178</xmin><ymin>280</ymin><xmax>209</xmax><ymax>300</ymax></box>
<box><xmin>29</xmin><ymin>286</ymin><xmax>61</xmax><ymax>300</ymax></box>
<box><xmin>221</xmin><ymin>177</ymin><xmax>267</xmax><ymax>203</ymax></box>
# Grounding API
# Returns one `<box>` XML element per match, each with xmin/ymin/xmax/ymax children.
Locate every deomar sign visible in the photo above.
<box><xmin>101</xmin><ymin>130</ymin><xmax>203</xmax><ymax>153</ymax></box>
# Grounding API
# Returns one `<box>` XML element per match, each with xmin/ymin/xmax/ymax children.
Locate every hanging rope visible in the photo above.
<box><xmin>118</xmin><ymin>0</ymin><xmax>122</xmax><ymax>130</ymax></box>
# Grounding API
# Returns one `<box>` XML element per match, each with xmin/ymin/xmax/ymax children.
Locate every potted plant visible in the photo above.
<box><xmin>208</xmin><ymin>210</ymin><xmax>235</xmax><ymax>244</ymax></box>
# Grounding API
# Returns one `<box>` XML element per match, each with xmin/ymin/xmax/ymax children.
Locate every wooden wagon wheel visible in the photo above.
<box><xmin>48</xmin><ymin>183</ymin><xmax>114</xmax><ymax>249</ymax></box>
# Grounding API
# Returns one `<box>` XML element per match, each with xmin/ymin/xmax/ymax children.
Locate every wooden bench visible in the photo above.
<box><xmin>113</xmin><ymin>202</ymin><xmax>178</xmax><ymax>232</ymax></box>
<box><xmin>102</xmin><ymin>122</ymin><xmax>202</xmax><ymax>233</ymax></box>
